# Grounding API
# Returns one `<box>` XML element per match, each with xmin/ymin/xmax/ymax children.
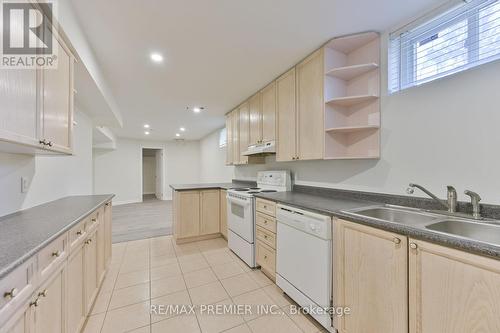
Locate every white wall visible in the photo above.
<box><xmin>200</xmin><ymin>129</ymin><xmax>234</xmax><ymax>183</ymax></box>
<box><xmin>0</xmin><ymin>110</ymin><xmax>94</xmax><ymax>217</ymax></box>
<box><xmin>233</xmin><ymin>33</ymin><xmax>500</xmax><ymax>205</ymax></box>
<box><xmin>94</xmin><ymin>139</ymin><xmax>200</xmax><ymax>204</ymax></box>
<box><xmin>142</xmin><ymin>156</ymin><xmax>156</xmax><ymax>194</ymax></box>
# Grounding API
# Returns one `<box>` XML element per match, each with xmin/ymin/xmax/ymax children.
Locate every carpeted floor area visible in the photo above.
<box><xmin>112</xmin><ymin>194</ymin><xmax>172</xmax><ymax>243</ymax></box>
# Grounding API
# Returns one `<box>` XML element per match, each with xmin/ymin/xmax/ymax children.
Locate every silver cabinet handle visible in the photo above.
<box><xmin>4</xmin><ymin>288</ymin><xmax>19</xmax><ymax>299</ymax></box>
<box><xmin>39</xmin><ymin>139</ymin><xmax>47</xmax><ymax>145</ymax></box>
<box><xmin>76</xmin><ymin>230</ymin><xmax>83</xmax><ymax>236</ymax></box>
<box><xmin>47</xmin><ymin>141</ymin><xmax>53</xmax><ymax>147</ymax></box>
<box><xmin>410</xmin><ymin>243</ymin><xmax>418</xmax><ymax>249</ymax></box>
<box><xmin>393</xmin><ymin>238</ymin><xmax>401</xmax><ymax>245</ymax></box>
<box><xmin>52</xmin><ymin>251</ymin><xmax>61</xmax><ymax>257</ymax></box>
<box><xmin>85</xmin><ymin>239</ymin><xmax>92</xmax><ymax>245</ymax></box>
<box><xmin>30</xmin><ymin>298</ymin><xmax>40</xmax><ymax>307</ymax></box>
<box><xmin>38</xmin><ymin>289</ymin><xmax>48</xmax><ymax>297</ymax></box>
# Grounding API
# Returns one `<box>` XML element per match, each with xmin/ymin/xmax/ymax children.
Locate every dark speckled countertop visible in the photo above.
<box><xmin>0</xmin><ymin>195</ymin><xmax>114</xmax><ymax>279</ymax></box>
<box><xmin>254</xmin><ymin>187</ymin><xmax>500</xmax><ymax>260</ymax></box>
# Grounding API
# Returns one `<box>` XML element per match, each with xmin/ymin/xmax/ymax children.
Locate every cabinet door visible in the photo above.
<box><xmin>84</xmin><ymin>229</ymin><xmax>98</xmax><ymax>313</ymax></box>
<box><xmin>42</xmin><ymin>34</ymin><xmax>74</xmax><ymax>153</ymax></box>
<box><xmin>296</xmin><ymin>49</ymin><xmax>324</xmax><ymax>160</ymax></box>
<box><xmin>335</xmin><ymin>220</ymin><xmax>408</xmax><ymax>333</ymax></box>
<box><xmin>225</xmin><ymin>115</ymin><xmax>233</xmax><ymax>165</ymax></box>
<box><xmin>177</xmin><ymin>191</ymin><xmax>201</xmax><ymax>238</ymax></box>
<box><xmin>1</xmin><ymin>302</ymin><xmax>32</xmax><ymax>333</ymax></box>
<box><xmin>34</xmin><ymin>268</ymin><xmax>65</xmax><ymax>333</ymax></box>
<box><xmin>409</xmin><ymin>239</ymin><xmax>500</xmax><ymax>333</ymax></box>
<box><xmin>249</xmin><ymin>92</ymin><xmax>262</xmax><ymax>146</ymax></box>
<box><xmin>0</xmin><ymin>67</ymin><xmax>39</xmax><ymax>148</ymax></box>
<box><xmin>220</xmin><ymin>190</ymin><xmax>228</xmax><ymax>238</ymax></box>
<box><xmin>232</xmin><ymin>110</ymin><xmax>240</xmax><ymax>165</ymax></box>
<box><xmin>276</xmin><ymin>68</ymin><xmax>297</xmax><ymax>162</ymax></box>
<box><xmin>261</xmin><ymin>82</ymin><xmax>276</xmax><ymax>143</ymax></box>
<box><xmin>104</xmin><ymin>202</ymin><xmax>113</xmax><ymax>265</ymax></box>
<box><xmin>200</xmin><ymin>190</ymin><xmax>220</xmax><ymax>235</ymax></box>
<box><xmin>66</xmin><ymin>245</ymin><xmax>85</xmax><ymax>333</ymax></box>
<box><xmin>238</xmin><ymin>102</ymin><xmax>250</xmax><ymax>164</ymax></box>
<box><xmin>96</xmin><ymin>209</ymin><xmax>106</xmax><ymax>283</ymax></box>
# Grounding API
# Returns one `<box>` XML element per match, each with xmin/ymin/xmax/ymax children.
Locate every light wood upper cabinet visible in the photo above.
<box><xmin>276</xmin><ymin>68</ymin><xmax>297</xmax><ymax>162</ymax></box>
<box><xmin>296</xmin><ymin>49</ymin><xmax>324</xmax><ymax>160</ymax></box>
<box><xmin>238</xmin><ymin>102</ymin><xmax>250</xmax><ymax>164</ymax></box>
<box><xmin>409</xmin><ymin>239</ymin><xmax>500</xmax><ymax>333</ymax></box>
<box><xmin>66</xmin><ymin>244</ymin><xmax>85</xmax><ymax>333</ymax></box>
<box><xmin>335</xmin><ymin>219</ymin><xmax>408</xmax><ymax>333</ymax></box>
<box><xmin>249</xmin><ymin>92</ymin><xmax>263</xmax><ymax>146</ymax></box>
<box><xmin>232</xmin><ymin>109</ymin><xmax>240</xmax><ymax>165</ymax></box>
<box><xmin>33</xmin><ymin>268</ymin><xmax>65</xmax><ymax>333</ymax></box>
<box><xmin>261</xmin><ymin>82</ymin><xmax>276</xmax><ymax>143</ymax></box>
<box><xmin>225</xmin><ymin>115</ymin><xmax>233</xmax><ymax>165</ymax></box>
<box><xmin>0</xmin><ymin>21</ymin><xmax>74</xmax><ymax>155</ymax></box>
<box><xmin>0</xmin><ymin>67</ymin><xmax>39</xmax><ymax>148</ymax></box>
<box><xmin>41</xmin><ymin>34</ymin><xmax>74</xmax><ymax>154</ymax></box>
<box><xmin>200</xmin><ymin>190</ymin><xmax>220</xmax><ymax>235</ymax></box>
<box><xmin>220</xmin><ymin>190</ymin><xmax>228</xmax><ymax>239</ymax></box>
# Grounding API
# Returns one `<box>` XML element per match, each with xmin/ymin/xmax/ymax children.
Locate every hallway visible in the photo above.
<box><xmin>112</xmin><ymin>195</ymin><xmax>172</xmax><ymax>243</ymax></box>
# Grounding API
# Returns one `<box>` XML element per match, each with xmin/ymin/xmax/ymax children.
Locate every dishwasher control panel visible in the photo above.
<box><xmin>276</xmin><ymin>205</ymin><xmax>332</xmax><ymax>240</ymax></box>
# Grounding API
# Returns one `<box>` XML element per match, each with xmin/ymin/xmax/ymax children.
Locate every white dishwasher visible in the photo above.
<box><xmin>276</xmin><ymin>204</ymin><xmax>333</xmax><ymax>331</ymax></box>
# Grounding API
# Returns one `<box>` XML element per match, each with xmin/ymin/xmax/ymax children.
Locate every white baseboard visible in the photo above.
<box><xmin>113</xmin><ymin>199</ymin><xmax>141</xmax><ymax>206</ymax></box>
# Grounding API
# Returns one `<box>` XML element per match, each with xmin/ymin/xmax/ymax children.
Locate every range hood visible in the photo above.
<box><xmin>242</xmin><ymin>141</ymin><xmax>276</xmax><ymax>156</ymax></box>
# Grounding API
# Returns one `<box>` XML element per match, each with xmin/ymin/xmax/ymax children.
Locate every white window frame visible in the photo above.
<box><xmin>389</xmin><ymin>0</ymin><xmax>500</xmax><ymax>93</ymax></box>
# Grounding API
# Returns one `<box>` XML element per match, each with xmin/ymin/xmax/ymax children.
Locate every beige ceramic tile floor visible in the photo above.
<box><xmin>82</xmin><ymin>236</ymin><xmax>327</xmax><ymax>333</ymax></box>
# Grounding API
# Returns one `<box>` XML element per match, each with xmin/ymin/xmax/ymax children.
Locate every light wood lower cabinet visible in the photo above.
<box><xmin>104</xmin><ymin>202</ymin><xmax>113</xmax><ymax>266</ymax></box>
<box><xmin>334</xmin><ymin>220</ymin><xmax>408</xmax><ymax>333</ymax></box>
<box><xmin>409</xmin><ymin>239</ymin><xmax>500</xmax><ymax>333</ymax></box>
<box><xmin>255</xmin><ymin>198</ymin><xmax>277</xmax><ymax>281</ymax></box>
<box><xmin>84</xmin><ymin>228</ymin><xmax>98</xmax><ymax>314</ymax></box>
<box><xmin>200</xmin><ymin>190</ymin><xmax>220</xmax><ymax>235</ymax></box>
<box><xmin>33</xmin><ymin>267</ymin><xmax>65</xmax><ymax>333</ymax></box>
<box><xmin>0</xmin><ymin>201</ymin><xmax>112</xmax><ymax>333</ymax></box>
<box><xmin>220</xmin><ymin>190</ymin><xmax>228</xmax><ymax>239</ymax></box>
<box><xmin>174</xmin><ymin>190</ymin><xmax>221</xmax><ymax>243</ymax></box>
<box><xmin>66</xmin><ymin>243</ymin><xmax>85</xmax><ymax>333</ymax></box>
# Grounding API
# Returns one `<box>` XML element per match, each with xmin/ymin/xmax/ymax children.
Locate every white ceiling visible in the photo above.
<box><xmin>69</xmin><ymin>0</ymin><xmax>445</xmax><ymax>141</ymax></box>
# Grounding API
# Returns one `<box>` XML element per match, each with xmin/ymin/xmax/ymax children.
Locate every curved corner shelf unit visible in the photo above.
<box><xmin>323</xmin><ymin>31</ymin><xmax>381</xmax><ymax>160</ymax></box>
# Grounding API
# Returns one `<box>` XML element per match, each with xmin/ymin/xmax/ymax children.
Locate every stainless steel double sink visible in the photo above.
<box><xmin>343</xmin><ymin>205</ymin><xmax>500</xmax><ymax>246</ymax></box>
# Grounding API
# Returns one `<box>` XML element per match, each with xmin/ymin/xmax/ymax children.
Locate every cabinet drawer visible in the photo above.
<box><xmin>256</xmin><ymin>241</ymin><xmax>276</xmax><ymax>276</ymax></box>
<box><xmin>38</xmin><ymin>234</ymin><xmax>67</xmax><ymax>278</ymax></box>
<box><xmin>256</xmin><ymin>212</ymin><xmax>276</xmax><ymax>233</ymax></box>
<box><xmin>0</xmin><ymin>259</ymin><xmax>35</xmax><ymax>319</ymax></box>
<box><xmin>256</xmin><ymin>226</ymin><xmax>276</xmax><ymax>249</ymax></box>
<box><xmin>86</xmin><ymin>212</ymin><xmax>99</xmax><ymax>231</ymax></box>
<box><xmin>256</xmin><ymin>199</ymin><xmax>276</xmax><ymax>217</ymax></box>
<box><xmin>68</xmin><ymin>220</ymin><xmax>86</xmax><ymax>251</ymax></box>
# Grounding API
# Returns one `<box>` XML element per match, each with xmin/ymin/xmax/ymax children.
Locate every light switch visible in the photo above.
<box><xmin>21</xmin><ymin>177</ymin><xmax>30</xmax><ymax>193</ymax></box>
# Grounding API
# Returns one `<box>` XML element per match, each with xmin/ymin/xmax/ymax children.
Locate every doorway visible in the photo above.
<box><xmin>142</xmin><ymin>148</ymin><xmax>164</xmax><ymax>201</ymax></box>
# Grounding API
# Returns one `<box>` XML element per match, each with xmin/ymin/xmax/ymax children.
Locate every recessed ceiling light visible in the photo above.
<box><xmin>175</xmin><ymin>133</ymin><xmax>180</xmax><ymax>137</ymax></box>
<box><xmin>150</xmin><ymin>53</ymin><xmax>164</xmax><ymax>63</ymax></box>
<box><xmin>144</xmin><ymin>124</ymin><xmax>150</xmax><ymax>129</ymax></box>
<box><xmin>145</xmin><ymin>131</ymin><xmax>150</xmax><ymax>135</ymax></box>
<box><xmin>193</xmin><ymin>107</ymin><xmax>202</xmax><ymax>113</ymax></box>
<box><xmin>180</xmin><ymin>127</ymin><xmax>186</xmax><ymax>132</ymax></box>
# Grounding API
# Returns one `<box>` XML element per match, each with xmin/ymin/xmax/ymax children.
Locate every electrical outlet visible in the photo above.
<box><xmin>21</xmin><ymin>177</ymin><xmax>30</xmax><ymax>193</ymax></box>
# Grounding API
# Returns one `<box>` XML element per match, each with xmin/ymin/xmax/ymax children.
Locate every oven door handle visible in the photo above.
<box><xmin>227</xmin><ymin>196</ymin><xmax>251</xmax><ymax>206</ymax></box>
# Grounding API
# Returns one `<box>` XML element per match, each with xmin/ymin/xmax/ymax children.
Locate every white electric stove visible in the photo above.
<box><xmin>227</xmin><ymin>170</ymin><xmax>291</xmax><ymax>267</ymax></box>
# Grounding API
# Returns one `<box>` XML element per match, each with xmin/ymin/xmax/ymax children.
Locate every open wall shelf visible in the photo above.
<box><xmin>323</xmin><ymin>32</ymin><xmax>381</xmax><ymax>160</ymax></box>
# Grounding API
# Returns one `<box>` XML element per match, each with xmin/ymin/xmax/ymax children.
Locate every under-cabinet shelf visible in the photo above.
<box><xmin>325</xmin><ymin>63</ymin><xmax>379</xmax><ymax>80</ymax></box>
<box><xmin>324</xmin><ymin>155</ymin><xmax>380</xmax><ymax>160</ymax></box>
<box><xmin>325</xmin><ymin>95</ymin><xmax>378</xmax><ymax>107</ymax></box>
<box><xmin>325</xmin><ymin>125</ymin><xmax>379</xmax><ymax>133</ymax></box>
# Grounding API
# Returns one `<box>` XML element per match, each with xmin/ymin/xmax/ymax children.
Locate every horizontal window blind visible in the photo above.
<box><xmin>389</xmin><ymin>0</ymin><xmax>500</xmax><ymax>93</ymax></box>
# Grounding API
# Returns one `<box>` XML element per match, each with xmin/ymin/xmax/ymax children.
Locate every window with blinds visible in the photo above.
<box><xmin>389</xmin><ymin>0</ymin><xmax>500</xmax><ymax>93</ymax></box>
